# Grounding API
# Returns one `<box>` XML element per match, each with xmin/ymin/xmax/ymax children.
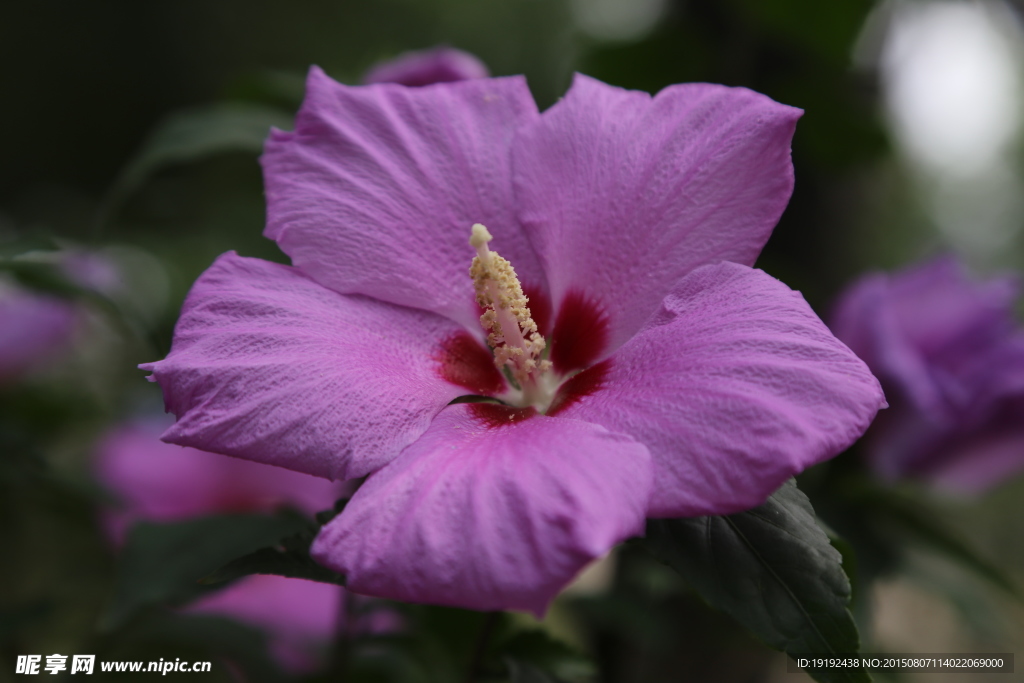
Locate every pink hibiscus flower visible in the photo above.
<box><xmin>830</xmin><ymin>256</ymin><xmax>1024</xmax><ymax>493</ymax></box>
<box><xmin>142</xmin><ymin>68</ymin><xmax>885</xmax><ymax>615</ymax></box>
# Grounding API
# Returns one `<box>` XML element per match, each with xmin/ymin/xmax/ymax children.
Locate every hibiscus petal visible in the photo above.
<box><xmin>556</xmin><ymin>261</ymin><xmax>885</xmax><ymax>517</ymax></box>
<box><xmin>513</xmin><ymin>73</ymin><xmax>802</xmax><ymax>354</ymax></box>
<box><xmin>262</xmin><ymin>67</ymin><xmax>546</xmax><ymax>330</ymax></box>
<box><xmin>311</xmin><ymin>403</ymin><xmax>652</xmax><ymax>616</ymax></box>
<box><xmin>829</xmin><ymin>272</ymin><xmax>945</xmax><ymax>419</ymax></box>
<box><xmin>141</xmin><ymin>252</ymin><xmax>479</xmax><ymax>480</ymax></box>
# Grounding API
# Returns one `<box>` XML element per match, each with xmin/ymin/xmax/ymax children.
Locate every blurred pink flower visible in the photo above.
<box><xmin>362</xmin><ymin>46</ymin><xmax>488</xmax><ymax>86</ymax></box>
<box><xmin>95</xmin><ymin>416</ymin><xmax>343</xmax><ymax>541</ymax></box>
<box><xmin>143</xmin><ymin>69</ymin><xmax>885</xmax><ymax>615</ymax></box>
<box><xmin>0</xmin><ymin>248</ymin><xmax>127</xmax><ymax>385</ymax></box>
<box><xmin>831</xmin><ymin>256</ymin><xmax>1024</xmax><ymax>493</ymax></box>
<box><xmin>182</xmin><ymin>575</ymin><xmax>340</xmax><ymax>673</ymax></box>
<box><xmin>94</xmin><ymin>417</ymin><xmax>346</xmax><ymax>672</ymax></box>
<box><xmin>0</xmin><ymin>283</ymin><xmax>76</xmax><ymax>383</ymax></box>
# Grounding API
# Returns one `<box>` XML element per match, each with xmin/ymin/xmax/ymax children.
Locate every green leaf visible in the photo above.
<box><xmin>638</xmin><ymin>480</ymin><xmax>869</xmax><ymax>683</ymax></box>
<box><xmin>0</xmin><ymin>255</ymin><xmax>142</xmax><ymax>343</ymax></box>
<box><xmin>103</xmin><ymin>511</ymin><xmax>310</xmax><ymax>628</ymax></box>
<box><xmin>827</xmin><ymin>532</ymin><xmax>858</xmax><ymax>586</ymax></box>
<box><xmin>201</xmin><ymin>543</ymin><xmax>346</xmax><ymax>587</ymax></box>
<box><xmin>202</xmin><ymin>497</ymin><xmax>349</xmax><ymax>587</ymax></box>
<box><xmin>0</xmin><ymin>257</ymin><xmax>88</xmax><ymax>299</ymax></box>
<box><xmin>101</xmin><ymin>103</ymin><xmax>293</xmax><ymax>221</ymax></box>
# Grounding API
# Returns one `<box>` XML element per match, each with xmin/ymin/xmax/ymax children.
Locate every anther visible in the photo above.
<box><xmin>468</xmin><ymin>224</ymin><xmax>551</xmax><ymax>399</ymax></box>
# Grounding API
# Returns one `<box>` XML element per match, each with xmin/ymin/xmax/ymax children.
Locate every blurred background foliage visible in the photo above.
<box><xmin>2</xmin><ymin>0</ymin><xmax>1023</xmax><ymax>681</ymax></box>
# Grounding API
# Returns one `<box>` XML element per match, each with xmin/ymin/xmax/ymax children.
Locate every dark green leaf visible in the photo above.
<box><xmin>103</xmin><ymin>511</ymin><xmax>310</xmax><ymax>628</ymax></box>
<box><xmin>639</xmin><ymin>480</ymin><xmax>869</xmax><ymax>683</ymax></box>
<box><xmin>0</xmin><ymin>258</ymin><xmax>87</xmax><ymax>299</ymax></box>
<box><xmin>202</xmin><ymin>496</ymin><xmax>349</xmax><ymax>586</ymax></box>
<box><xmin>827</xmin><ymin>533</ymin><xmax>862</xmax><ymax>609</ymax></box>
<box><xmin>101</xmin><ymin>103</ymin><xmax>293</xmax><ymax>220</ymax></box>
<box><xmin>201</xmin><ymin>545</ymin><xmax>346</xmax><ymax>587</ymax></box>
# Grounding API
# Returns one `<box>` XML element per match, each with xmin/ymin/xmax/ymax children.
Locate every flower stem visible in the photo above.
<box><xmin>463</xmin><ymin>611</ymin><xmax>501</xmax><ymax>683</ymax></box>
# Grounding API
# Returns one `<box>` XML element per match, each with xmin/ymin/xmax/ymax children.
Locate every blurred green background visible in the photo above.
<box><xmin>2</xmin><ymin>0</ymin><xmax>1023</xmax><ymax>681</ymax></box>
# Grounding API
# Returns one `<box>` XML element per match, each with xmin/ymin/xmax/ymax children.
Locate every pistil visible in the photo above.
<box><xmin>469</xmin><ymin>224</ymin><xmax>553</xmax><ymax>408</ymax></box>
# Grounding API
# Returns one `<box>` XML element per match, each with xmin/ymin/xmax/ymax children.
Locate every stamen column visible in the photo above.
<box><xmin>469</xmin><ymin>224</ymin><xmax>551</xmax><ymax>406</ymax></box>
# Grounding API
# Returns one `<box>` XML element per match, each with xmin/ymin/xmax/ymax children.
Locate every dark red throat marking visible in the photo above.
<box><xmin>548</xmin><ymin>360</ymin><xmax>611</xmax><ymax>416</ymax></box>
<box><xmin>434</xmin><ymin>331</ymin><xmax>506</xmax><ymax>395</ymax></box>
<box><xmin>521</xmin><ymin>283</ymin><xmax>552</xmax><ymax>338</ymax></box>
<box><xmin>469</xmin><ymin>403</ymin><xmax>538</xmax><ymax>428</ymax></box>
<box><xmin>550</xmin><ymin>289</ymin><xmax>609</xmax><ymax>374</ymax></box>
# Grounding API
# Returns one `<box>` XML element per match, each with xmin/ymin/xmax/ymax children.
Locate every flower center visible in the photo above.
<box><xmin>469</xmin><ymin>224</ymin><xmax>557</xmax><ymax>411</ymax></box>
